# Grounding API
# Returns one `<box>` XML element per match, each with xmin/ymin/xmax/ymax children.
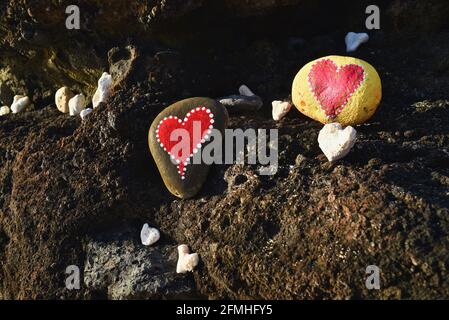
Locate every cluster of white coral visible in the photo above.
<box><xmin>53</xmin><ymin>72</ymin><xmax>113</xmax><ymax>120</ymax></box>
<box><xmin>0</xmin><ymin>95</ymin><xmax>32</xmax><ymax>117</ymax></box>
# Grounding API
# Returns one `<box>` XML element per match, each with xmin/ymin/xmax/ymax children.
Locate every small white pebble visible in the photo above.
<box><xmin>11</xmin><ymin>95</ymin><xmax>32</xmax><ymax>114</ymax></box>
<box><xmin>0</xmin><ymin>106</ymin><xmax>10</xmax><ymax>116</ymax></box>
<box><xmin>176</xmin><ymin>244</ymin><xmax>199</xmax><ymax>273</ymax></box>
<box><xmin>80</xmin><ymin>108</ymin><xmax>93</xmax><ymax>120</ymax></box>
<box><xmin>272</xmin><ymin>100</ymin><xmax>292</xmax><ymax>121</ymax></box>
<box><xmin>345</xmin><ymin>32</ymin><xmax>369</xmax><ymax>52</ymax></box>
<box><xmin>140</xmin><ymin>223</ymin><xmax>160</xmax><ymax>246</ymax></box>
<box><xmin>318</xmin><ymin>123</ymin><xmax>357</xmax><ymax>162</ymax></box>
<box><xmin>69</xmin><ymin>94</ymin><xmax>86</xmax><ymax>116</ymax></box>
<box><xmin>55</xmin><ymin>87</ymin><xmax>74</xmax><ymax>114</ymax></box>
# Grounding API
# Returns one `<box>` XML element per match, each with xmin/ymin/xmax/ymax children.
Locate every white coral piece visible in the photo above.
<box><xmin>176</xmin><ymin>244</ymin><xmax>199</xmax><ymax>274</ymax></box>
<box><xmin>272</xmin><ymin>100</ymin><xmax>292</xmax><ymax>121</ymax></box>
<box><xmin>11</xmin><ymin>95</ymin><xmax>32</xmax><ymax>114</ymax></box>
<box><xmin>92</xmin><ymin>72</ymin><xmax>113</xmax><ymax>109</ymax></box>
<box><xmin>140</xmin><ymin>223</ymin><xmax>160</xmax><ymax>246</ymax></box>
<box><xmin>318</xmin><ymin>123</ymin><xmax>357</xmax><ymax>162</ymax></box>
<box><xmin>69</xmin><ymin>94</ymin><xmax>86</xmax><ymax>116</ymax></box>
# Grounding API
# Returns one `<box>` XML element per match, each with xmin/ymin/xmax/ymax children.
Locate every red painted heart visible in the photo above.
<box><xmin>308</xmin><ymin>59</ymin><xmax>365</xmax><ymax>118</ymax></box>
<box><xmin>155</xmin><ymin>106</ymin><xmax>214</xmax><ymax>179</ymax></box>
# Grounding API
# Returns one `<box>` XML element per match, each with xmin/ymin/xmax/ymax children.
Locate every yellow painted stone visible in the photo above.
<box><xmin>292</xmin><ymin>55</ymin><xmax>382</xmax><ymax>126</ymax></box>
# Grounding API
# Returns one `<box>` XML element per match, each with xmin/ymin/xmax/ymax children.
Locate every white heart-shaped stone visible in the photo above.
<box><xmin>345</xmin><ymin>32</ymin><xmax>369</xmax><ymax>52</ymax></box>
<box><xmin>140</xmin><ymin>223</ymin><xmax>160</xmax><ymax>246</ymax></box>
<box><xmin>318</xmin><ymin>123</ymin><xmax>357</xmax><ymax>162</ymax></box>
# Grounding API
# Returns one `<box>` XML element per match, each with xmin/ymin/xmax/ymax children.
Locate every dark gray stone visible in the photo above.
<box><xmin>84</xmin><ymin>230</ymin><xmax>196</xmax><ymax>300</ymax></box>
<box><xmin>218</xmin><ymin>94</ymin><xmax>263</xmax><ymax>113</ymax></box>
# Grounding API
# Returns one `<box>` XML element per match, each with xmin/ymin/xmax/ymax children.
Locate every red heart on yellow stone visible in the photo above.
<box><xmin>308</xmin><ymin>59</ymin><xmax>365</xmax><ymax>118</ymax></box>
<box><xmin>292</xmin><ymin>56</ymin><xmax>382</xmax><ymax>126</ymax></box>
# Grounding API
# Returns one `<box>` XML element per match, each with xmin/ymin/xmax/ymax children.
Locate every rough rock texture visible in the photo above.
<box><xmin>0</xmin><ymin>1</ymin><xmax>449</xmax><ymax>299</ymax></box>
<box><xmin>2</xmin><ymin>0</ymin><xmax>447</xmax><ymax>105</ymax></box>
<box><xmin>84</xmin><ymin>230</ymin><xmax>196</xmax><ymax>299</ymax></box>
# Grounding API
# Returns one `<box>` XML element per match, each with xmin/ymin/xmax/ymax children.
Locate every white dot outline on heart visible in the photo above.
<box><xmin>155</xmin><ymin>106</ymin><xmax>214</xmax><ymax>180</ymax></box>
<box><xmin>306</xmin><ymin>58</ymin><xmax>367</xmax><ymax>119</ymax></box>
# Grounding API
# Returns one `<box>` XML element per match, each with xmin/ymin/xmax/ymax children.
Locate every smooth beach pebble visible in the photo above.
<box><xmin>148</xmin><ymin>97</ymin><xmax>228</xmax><ymax>199</ymax></box>
<box><xmin>55</xmin><ymin>87</ymin><xmax>74</xmax><ymax>113</ymax></box>
<box><xmin>0</xmin><ymin>106</ymin><xmax>10</xmax><ymax>116</ymax></box>
<box><xmin>292</xmin><ymin>55</ymin><xmax>382</xmax><ymax>126</ymax></box>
